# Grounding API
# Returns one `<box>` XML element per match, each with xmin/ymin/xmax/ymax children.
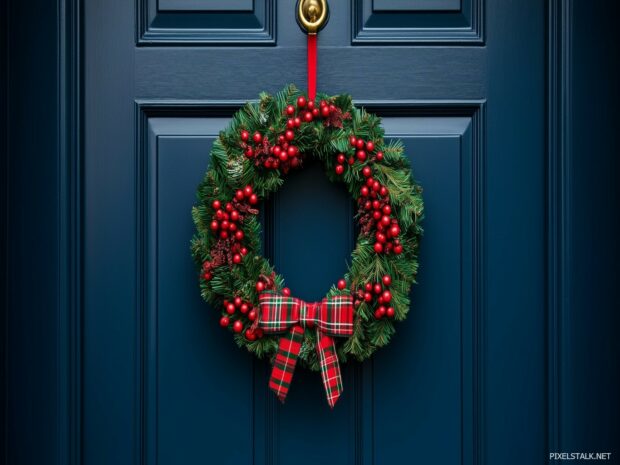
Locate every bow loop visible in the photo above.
<box><xmin>258</xmin><ymin>291</ymin><xmax>354</xmax><ymax>407</ymax></box>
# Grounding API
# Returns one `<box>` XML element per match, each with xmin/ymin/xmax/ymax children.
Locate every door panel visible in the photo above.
<box><xmin>83</xmin><ymin>0</ymin><xmax>546</xmax><ymax>464</ymax></box>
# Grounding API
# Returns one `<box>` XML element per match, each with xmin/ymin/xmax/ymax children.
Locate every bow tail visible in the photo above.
<box><xmin>316</xmin><ymin>330</ymin><xmax>344</xmax><ymax>408</ymax></box>
<box><xmin>269</xmin><ymin>326</ymin><xmax>304</xmax><ymax>403</ymax></box>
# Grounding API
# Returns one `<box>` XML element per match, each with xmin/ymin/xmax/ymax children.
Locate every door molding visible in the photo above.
<box><xmin>59</xmin><ymin>0</ymin><xmax>83</xmax><ymax>464</ymax></box>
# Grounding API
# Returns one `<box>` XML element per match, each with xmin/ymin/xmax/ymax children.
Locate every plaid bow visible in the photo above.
<box><xmin>258</xmin><ymin>291</ymin><xmax>354</xmax><ymax>407</ymax></box>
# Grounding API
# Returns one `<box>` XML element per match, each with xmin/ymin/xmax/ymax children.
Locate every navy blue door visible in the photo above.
<box><xmin>82</xmin><ymin>1</ymin><xmax>545</xmax><ymax>464</ymax></box>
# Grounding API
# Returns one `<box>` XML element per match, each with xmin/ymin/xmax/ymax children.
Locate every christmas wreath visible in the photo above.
<box><xmin>191</xmin><ymin>84</ymin><xmax>423</xmax><ymax>406</ymax></box>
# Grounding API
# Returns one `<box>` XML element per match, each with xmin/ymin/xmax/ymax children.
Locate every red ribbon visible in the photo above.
<box><xmin>307</xmin><ymin>34</ymin><xmax>317</xmax><ymax>101</ymax></box>
<box><xmin>258</xmin><ymin>292</ymin><xmax>354</xmax><ymax>407</ymax></box>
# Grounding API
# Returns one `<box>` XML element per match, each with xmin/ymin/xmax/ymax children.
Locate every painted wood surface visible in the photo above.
<box><xmin>4</xmin><ymin>0</ymin><xmax>620</xmax><ymax>464</ymax></box>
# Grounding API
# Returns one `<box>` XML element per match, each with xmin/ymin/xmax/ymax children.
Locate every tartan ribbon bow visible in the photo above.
<box><xmin>258</xmin><ymin>291</ymin><xmax>354</xmax><ymax>408</ymax></box>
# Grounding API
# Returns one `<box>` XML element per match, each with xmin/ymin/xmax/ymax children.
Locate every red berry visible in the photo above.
<box><xmin>349</xmin><ymin>136</ymin><xmax>357</xmax><ymax>147</ymax></box>
<box><xmin>256</xmin><ymin>281</ymin><xmax>265</xmax><ymax>292</ymax></box>
<box><xmin>360</xmin><ymin>186</ymin><xmax>370</xmax><ymax>197</ymax></box>
<box><xmin>228</xmin><ymin>222</ymin><xmax>237</xmax><ymax>232</ymax></box>
<box><xmin>240</xmin><ymin>130</ymin><xmax>249</xmax><ymax>142</ymax></box>
<box><xmin>321</xmin><ymin>106</ymin><xmax>330</xmax><ymax>117</ymax></box>
<box><xmin>235</xmin><ymin>230</ymin><xmax>244</xmax><ymax>241</ymax></box>
<box><xmin>240</xmin><ymin>247</ymin><xmax>248</xmax><ymax>256</ymax></box>
<box><xmin>376</xmin><ymin>232</ymin><xmax>386</xmax><ymax>243</ymax></box>
<box><xmin>364</xmin><ymin>201</ymin><xmax>372</xmax><ymax>210</ymax></box>
<box><xmin>245</xmin><ymin>147</ymin><xmax>254</xmax><ymax>158</ymax></box>
<box><xmin>394</xmin><ymin>244</ymin><xmax>403</xmax><ymax>255</ymax></box>
<box><xmin>249</xmin><ymin>194</ymin><xmax>258</xmax><ymax>205</ymax></box>
<box><xmin>390</xmin><ymin>224</ymin><xmax>401</xmax><ymax>237</ymax></box>
<box><xmin>337</xmin><ymin>279</ymin><xmax>347</xmax><ymax>290</ymax></box>
<box><xmin>307</xmin><ymin>100</ymin><xmax>315</xmax><ymax>110</ymax></box>
<box><xmin>244</xmin><ymin>185</ymin><xmax>253</xmax><ymax>197</ymax></box>
<box><xmin>373</xmin><ymin>283</ymin><xmax>382</xmax><ymax>294</ymax></box>
<box><xmin>386</xmin><ymin>307</ymin><xmax>395</xmax><ymax>318</ymax></box>
<box><xmin>362</xmin><ymin>166</ymin><xmax>372</xmax><ymax>177</ymax></box>
<box><xmin>282</xmin><ymin>287</ymin><xmax>291</xmax><ymax>297</ymax></box>
<box><xmin>348</xmin><ymin>157</ymin><xmax>355</xmax><ymax>166</ymax></box>
<box><xmin>366</xmin><ymin>141</ymin><xmax>375</xmax><ymax>152</ymax></box>
<box><xmin>364</xmin><ymin>292</ymin><xmax>373</xmax><ymax>302</ymax></box>
<box><xmin>233</xmin><ymin>296</ymin><xmax>242</xmax><ymax>307</ymax></box>
<box><xmin>233</xmin><ymin>320</ymin><xmax>243</xmax><ymax>333</ymax></box>
<box><xmin>220</xmin><ymin>220</ymin><xmax>230</xmax><ymax>231</ymax></box>
<box><xmin>356</xmin><ymin>139</ymin><xmax>365</xmax><ymax>150</ymax></box>
<box><xmin>335</xmin><ymin>165</ymin><xmax>344</xmax><ymax>175</ymax></box>
<box><xmin>374</xmin><ymin>309</ymin><xmax>384</xmax><ymax>319</ymax></box>
<box><xmin>226</xmin><ymin>303</ymin><xmax>236</xmax><ymax>315</ymax></box>
<box><xmin>373</xmin><ymin>211</ymin><xmax>382</xmax><ymax>221</ymax></box>
<box><xmin>372</xmin><ymin>181</ymin><xmax>381</xmax><ymax>192</ymax></box>
<box><xmin>382</xmin><ymin>275</ymin><xmax>392</xmax><ymax>286</ymax></box>
<box><xmin>381</xmin><ymin>215</ymin><xmax>391</xmax><ymax>226</ymax></box>
<box><xmin>337</xmin><ymin>153</ymin><xmax>346</xmax><ymax>164</ymax></box>
<box><xmin>210</xmin><ymin>220</ymin><xmax>219</xmax><ymax>231</ymax></box>
<box><xmin>212</xmin><ymin>200</ymin><xmax>221</xmax><ymax>210</ymax></box>
<box><xmin>253</xmin><ymin>132</ymin><xmax>262</xmax><ymax>144</ymax></box>
<box><xmin>365</xmin><ymin>283</ymin><xmax>373</xmax><ymax>292</ymax></box>
<box><xmin>378</xmin><ymin>305</ymin><xmax>387</xmax><ymax>317</ymax></box>
<box><xmin>245</xmin><ymin>329</ymin><xmax>256</xmax><ymax>341</ymax></box>
<box><xmin>382</xmin><ymin>290</ymin><xmax>392</xmax><ymax>303</ymax></box>
<box><xmin>380</xmin><ymin>186</ymin><xmax>388</xmax><ymax>197</ymax></box>
<box><xmin>285</xmin><ymin>130</ymin><xmax>295</xmax><ymax>141</ymax></box>
<box><xmin>286</xmin><ymin>104</ymin><xmax>295</xmax><ymax>115</ymax></box>
<box><xmin>233</xmin><ymin>254</ymin><xmax>242</xmax><ymax>264</ymax></box>
<box><xmin>382</xmin><ymin>205</ymin><xmax>391</xmax><ymax>215</ymax></box>
<box><xmin>225</xmin><ymin>202</ymin><xmax>233</xmax><ymax>212</ymax></box>
<box><xmin>372</xmin><ymin>200</ymin><xmax>381</xmax><ymax>210</ymax></box>
<box><xmin>219</xmin><ymin>230</ymin><xmax>228</xmax><ymax>239</ymax></box>
<box><xmin>312</xmin><ymin>108</ymin><xmax>320</xmax><ymax>117</ymax></box>
<box><xmin>297</xmin><ymin>96</ymin><xmax>307</xmax><ymax>108</ymax></box>
<box><xmin>203</xmin><ymin>272</ymin><xmax>212</xmax><ymax>281</ymax></box>
<box><xmin>220</xmin><ymin>316</ymin><xmax>230</xmax><ymax>327</ymax></box>
<box><xmin>366</xmin><ymin>177</ymin><xmax>375</xmax><ymax>187</ymax></box>
<box><xmin>294</xmin><ymin>117</ymin><xmax>301</xmax><ymax>127</ymax></box>
<box><xmin>279</xmin><ymin>151</ymin><xmax>288</xmax><ymax>162</ymax></box>
<box><xmin>304</xmin><ymin>111</ymin><xmax>313</xmax><ymax>122</ymax></box>
<box><xmin>248</xmin><ymin>309</ymin><xmax>257</xmax><ymax>321</ymax></box>
<box><xmin>235</xmin><ymin>190</ymin><xmax>244</xmax><ymax>201</ymax></box>
<box><xmin>376</xmin><ymin>151</ymin><xmax>384</xmax><ymax>161</ymax></box>
<box><xmin>287</xmin><ymin>145</ymin><xmax>298</xmax><ymax>157</ymax></box>
<box><xmin>374</xmin><ymin>242</ymin><xmax>384</xmax><ymax>253</ymax></box>
<box><xmin>287</xmin><ymin>119</ymin><xmax>295</xmax><ymax>129</ymax></box>
<box><xmin>356</xmin><ymin>150</ymin><xmax>367</xmax><ymax>162</ymax></box>
<box><xmin>240</xmin><ymin>303</ymin><xmax>249</xmax><ymax>314</ymax></box>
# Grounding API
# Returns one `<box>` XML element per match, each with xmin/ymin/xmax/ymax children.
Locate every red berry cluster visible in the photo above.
<box><xmin>220</xmin><ymin>296</ymin><xmax>263</xmax><ymax>341</ymax></box>
<box><xmin>241</xmin><ymin>127</ymin><xmax>301</xmax><ymax>171</ymax></box>
<box><xmin>333</xmin><ymin>136</ymin><xmax>384</xmax><ymax>176</ymax></box>
<box><xmin>203</xmin><ymin>185</ymin><xmax>258</xmax><ymax>279</ymax></box>
<box><xmin>239</xmin><ymin>96</ymin><xmax>347</xmax><ymax>172</ymax></box>
<box><xmin>354</xmin><ymin>274</ymin><xmax>395</xmax><ymax>319</ymax></box>
<box><xmin>354</xmin><ymin>153</ymin><xmax>403</xmax><ymax>255</ymax></box>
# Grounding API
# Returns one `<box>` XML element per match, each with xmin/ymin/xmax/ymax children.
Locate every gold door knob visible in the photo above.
<box><xmin>297</xmin><ymin>0</ymin><xmax>329</xmax><ymax>35</ymax></box>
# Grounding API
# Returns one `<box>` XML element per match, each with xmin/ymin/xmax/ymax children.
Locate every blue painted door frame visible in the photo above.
<box><xmin>3</xmin><ymin>1</ymin><xmax>619</xmax><ymax>464</ymax></box>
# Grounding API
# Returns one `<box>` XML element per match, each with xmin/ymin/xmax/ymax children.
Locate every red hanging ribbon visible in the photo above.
<box><xmin>307</xmin><ymin>34</ymin><xmax>317</xmax><ymax>101</ymax></box>
<box><xmin>258</xmin><ymin>291</ymin><xmax>354</xmax><ymax>407</ymax></box>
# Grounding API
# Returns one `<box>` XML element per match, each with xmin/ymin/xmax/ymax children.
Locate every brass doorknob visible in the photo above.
<box><xmin>296</xmin><ymin>0</ymin><xmax>329</xmax><ymax>35</ymax></box>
